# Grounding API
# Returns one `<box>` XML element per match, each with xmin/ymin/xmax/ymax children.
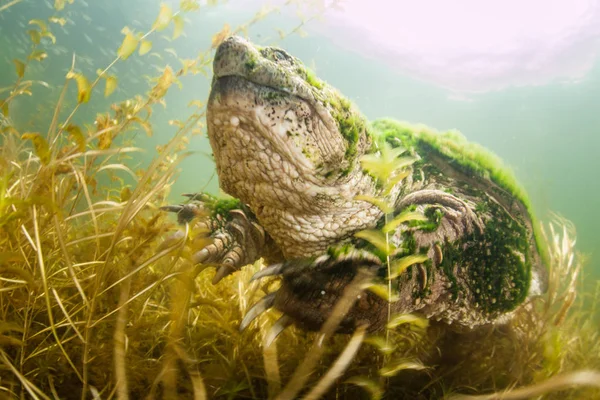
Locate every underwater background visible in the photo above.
<box><xmin>1</xmin><ymin>0</ymin><xmax>599</xmax><ymax>398</ymax></box>
<box><xmin>2</xmin><ymin>0</ymin><xmax>598</xmax><ymax>289</ymax></box>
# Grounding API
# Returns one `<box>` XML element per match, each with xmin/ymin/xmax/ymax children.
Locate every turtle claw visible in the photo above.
<box><xmin>163</xmin><ymin>192</ymin><xmax>271</xmax><ymax>284</ymax></box>
<box><xmin>212</xmin><ymin>265</ymin><xmax>236</xmax><ymax>284</ymax></box>
<box><xmin>157</xmin><ymin>230</ymin><xmax>186</xmax><ymax>252</ymax></box>
<box><xmin>160</xmin><ymin>205</ymin><xmax>184</xmax><ymax>213</ymax></box>
<box><xmin>182</xmin><ymin>192</ymin><xmax>213</xmax><ymax>202</ymax></box>
<box><xmin>192</xmin><ymin>248</ymin><xmax>210</xmax><ymax>264</ymax></box>
<box><xmin>160</xmin><ymin>202</ymin><xmax>202</xmax><ymax>224</ymax></box>
<box><xmin>264</xmin><ymin>315</ymin><xmax>293</xmax><ymax>347</ymax></box>
<box><xmin>240</xmin><ymin>292</ymin><xmax>276</xmax><ymax>331</ymax></box>
<box><xmin>250</xmin><ymin>263</ymin><xmax>284</xmax><ymax>282</ymax></box>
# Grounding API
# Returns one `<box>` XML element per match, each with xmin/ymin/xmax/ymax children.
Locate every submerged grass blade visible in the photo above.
<box><xmin>51</xmin><ymin>288</ymin><xmax>85</xmax><ymax>343</ymax></box>
<box><xmin>0</xmin><ymin>350</ymin><xmax>51</xmax><ymax>400</ymax></box>
<box><xmin>32</xmin><ymin>206</ymin><xmax>83</xmax><ymax>382</ymax></box>
<box><xmin>448</xmin><ymin>370</ymin><xmax>600</xmax><ymax>400</ymax></box>
<box><xmin>0</xmin><ymin>0</ymin><xmax>23</xmax><ymax>13</ymax></box>
<box><xmin>302</xmin><ymin>325</ymin><xmax>367</xmax><ymax>400</ymax></box>
<box><xmin>275</xmin><ymin>270</ymin><xmax>372</xmax><ymax>400</ymax></box>
<box><xmin>261</xmin><ymin>321</ymin><xmax>282</xmax><ymax>397</ymax></box>
<box><xmin>380</xmin><ymin>359</ymin><xmax>428</xmax><ymax>377</ymax></box>
<box><xmin>345</xmin><ymin>376</ymin><xmax>384</xmax><ymax>400</ymax></box>
<box><xmin>113</xmin><ymin>277</ymin><xmax>131</xmax><ymax>400</ymax></box>
<box><xmin>53</xmin><ymin>214</ymin><xmax>88</xmax><ymax>306</ymax></box>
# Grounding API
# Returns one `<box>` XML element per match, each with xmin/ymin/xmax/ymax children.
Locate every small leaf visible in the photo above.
<box><xmin>180</xmin><ymin>0</ymin><xmax>199</xmax><ymax>12</ymax></box>
<box><xmin>360</xmin><ymin>141</ymin><xmax>416</xmax><ymax>184</ymax></box>
<box><xmin>364</xmin><ymin>336</ymin><xmax>395</xmax><ymax>355</ymax></box>
<box><xmin>21</xmin><ymin>133</ymin><xmax>50</xmax><ymax>165</ymax></box>
<box><xmin>29</xmin><ymin>19</ymin><xmax>48</xmax><ymax>33</ymax></box>
<box><xmin>153</xmin><ymin>3</ymin><xmax>173</xmax><ymax>32</ymax></box>
<box><xmin>66</xmin><ymin>71</ymin><xmax>91</xmax><ymax>103</ymax></box>
<box><xmin>104</xmin><ymin>75</ymin><xmax>117</xmax><ymax>97</ymax></box>
<box><xmin>13</xmin><ymin>81</ymin><xmax>33</xmax><ymax>97</ymax></box>
<box><xmin>382</xmin><ymin>169</ymin><xmax>411</xmax><ymax>196</ymax></box>
<box><xmin>150</xmin><ymin>66</ymin><xmax>175</xmax><ymax>101</ymax></box>
<box><xmin>65</xmin><ymin>124</ymin><xmax>86</xmax><ymax>152</ymax></box>
<box><xmin>354</xmin><ymin>229</ymin><xmax>395</xmax><ymax>255</ymax></box>
<box><xmin>172</xmin><ymin>15</ymin><xmax>184</xmax><ymax>39</ymax></box>
<box><xmin>130</xmin><ymin>116</ymin><xmax>153</xmax><ymax>134</ymax></box>
<box><xmin>387</xmin><ymin>313</ymin><xmax>429</xmax><ymax>330</ymax></box>
<box><xmin>14</xmin><ymin>88</ymin><xmax>32</xmax><ymax>97</ymax></box>
<box><xmin>361</xmin><ymin>155</ymin><xmax>416</xmax><ymax>184</ymax></box>
<box><xmin>28</xmin><ymin>50</ymin><xmax>47</xmax><ymax>62</ymax></box>
<box><xmin>211</xmin><ymin>23</ymin><xmax>230</xmax><ymax>49</ymax></box>
<box><xmin>42</xmin><ymin>31</ymin><xmax>56</xmax><ymax>44</ymax></box>
<box><xmin>53</xmin><ymin>0</ymin><xmax>72</xmax><ymax>10</ymax></box>
<box><xmin>380</xmin><ymin>359</ymin><xmax>428</xmax><ymax>377</ymax></box>
<box><xmin>13</xmin><ymin>59</ymin><xmax>25</xmax><ymax>78</ymax></box>
<box><xmin>388</xmin><ymin>254</ymin><xmax>430</xmax><ymax>280</ymax></box>
<box><xmin>139</xmin><ymin>40</ymin><xmax>152</xmax><ymax>55</ymax></box>
<box><xmin>187</xmin><ymin>99</ymin><xmax>204</xmax><ymax>108</ymax></box>
<box><xmin>98</xmin><ymin>129</ymin><xmax>114</xmax><ymax>150</ymax></box>
<box><xmin>354</xmin><ymin>194</ymin><xmax>393</xmax><ymax>214</ymax></box>
<box><xmin>178</xmin><ymin>58</ymin><xmax>197</xmax><ymax>75</ymax></box>
<box><xmin>383</xmin><ymin>210</ymin><xmax>428</xmax><ymax>233</ymax></box>
<box><xmin>345</xmin><ymin>377</ymin><xmax>383</xmax><ymax>400</ymax></box>
<box><xmin>1</xmin><ymin>101</ymin><xmax>9</xmax><ymax>117</ymax></box>
<box><xmin>165</xmin><ymin>48</ymin><xmax>178</xmax><ymax>58</ymax></box>
<box><xmin>117</xmin><ymin>31</ymin><xmax>139</xmax><ymax>60</ymax></box>
<box><xmin>136</xmin><ymin>119</ymin><xmax>152</xmax><ymax>136</ymax></box>
<box><xmin>27</xmin><ymin>29</ymin><xmax>41</xmax><ymax>44</ymax></box>
<box><xmin>168</xmin><ymin>119</ymin><xmax>184</xmax><ymax>128</ymax></box>
<box><xmin>362</xmin><ymin>282</ymin><xmax>398</xmax><ymax>302</ymax></box>
<box><xmin>121</xmin><ymin>186</ymin><xmax>132</xmax><ymax>202</ymax></box>
<box><xmin>49</xmin><ymin>16</ymin><xmax>67</xmax><ymax>26</ymax></box>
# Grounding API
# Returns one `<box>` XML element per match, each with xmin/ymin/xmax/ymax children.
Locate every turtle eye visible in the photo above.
<box><xmin>273</xmin><ymin>50</ymin><xmax>288</xmax><ymax>62</ymax></box>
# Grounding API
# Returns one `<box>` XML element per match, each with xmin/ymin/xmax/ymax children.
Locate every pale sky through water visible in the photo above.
<box><xmin>318</xmin><ymin>0</ymin><xmax>600</xmax><ymax>92</ymax></box>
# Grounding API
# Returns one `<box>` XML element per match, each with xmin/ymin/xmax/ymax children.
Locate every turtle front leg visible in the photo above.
<box><xmin>242</xmin><ymin>248</ymin><xmax>391</xmax><ymax>343</ymax></box>
<box><xmin>161</xmin><ymin>193</ymin><xmax>280</xmax><ymax>283</ymax></box>
<box><xmin>389</xmin><ymin>188</ymin><xmax>537</xmax><ymax>326</ymax></box>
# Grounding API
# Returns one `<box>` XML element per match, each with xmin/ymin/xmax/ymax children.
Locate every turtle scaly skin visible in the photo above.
<box><xmin>164</xmin><ymin>36</ymin><xmax>547</xmax><ymax>334</ymax></box>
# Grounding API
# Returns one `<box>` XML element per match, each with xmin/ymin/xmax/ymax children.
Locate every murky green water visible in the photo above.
<box><xmin>2</xmin><ymin>0</ymin><xmax>598</xmax><ymax>288</ymax></box>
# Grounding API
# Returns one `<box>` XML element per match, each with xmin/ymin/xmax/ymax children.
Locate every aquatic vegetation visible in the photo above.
<box><xmin>1</xmin><ymin>0</ymin><xmax>599</xmax><ymax>399</ymax></box>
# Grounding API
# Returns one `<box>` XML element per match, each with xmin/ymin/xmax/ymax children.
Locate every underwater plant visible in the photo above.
<box><xmin>1</xmin><ymin>0</ymin><xmax>599</xmax><ymax>399</ymax></box>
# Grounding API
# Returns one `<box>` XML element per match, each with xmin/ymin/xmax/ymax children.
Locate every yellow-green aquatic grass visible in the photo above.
<box><xmin>0</xmin><ymin>0</ymin><xmax>23</xmax><ymax>14</ymax></box>
<box><xmin>1</xmin><ymin>1</ymin><xmax>599</xmax><ymax>398</ymax></box>
<box><xmin>2</xmin><ymin>69</ymin><xmax>600</xmax><ymax>400</ymax></box>
<box><xmin>2</xmin><ymin>116</ymin><xmax>599</xmax><ymax>400</ymax></box>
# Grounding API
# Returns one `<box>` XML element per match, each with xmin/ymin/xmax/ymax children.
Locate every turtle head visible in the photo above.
<box><xmin>207</xmin><ymin>36</ymin><xmax>374</xmax><ymax>211</ymax></box>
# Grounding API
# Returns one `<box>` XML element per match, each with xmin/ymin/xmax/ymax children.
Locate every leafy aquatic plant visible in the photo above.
<box><xmin>1</xmin><ymin>0</ymin><xmax>599</xmax><ymax>399</ymax></box>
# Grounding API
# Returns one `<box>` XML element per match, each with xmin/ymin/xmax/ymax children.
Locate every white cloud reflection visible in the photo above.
<box><xmin>316</xmin><ymin>0</ymin><xmax>600</xmax><ymax>92</ymax></box>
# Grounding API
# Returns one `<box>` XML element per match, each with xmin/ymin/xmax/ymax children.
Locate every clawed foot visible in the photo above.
<box><xmin>241</xmin><ymin>249</ymin><xmax>388</xmax><ymax>345</ymax></box>
<box><xmin>161</xmin><ymin>193</ymin><xmax>267</xmax><ymax>283</ymax></box>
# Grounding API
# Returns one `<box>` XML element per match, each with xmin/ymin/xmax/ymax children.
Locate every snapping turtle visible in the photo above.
<box><xmin>163</xmin><ymin>36</ymin><xmax>547</xmax><ymax>336</ymax></box>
